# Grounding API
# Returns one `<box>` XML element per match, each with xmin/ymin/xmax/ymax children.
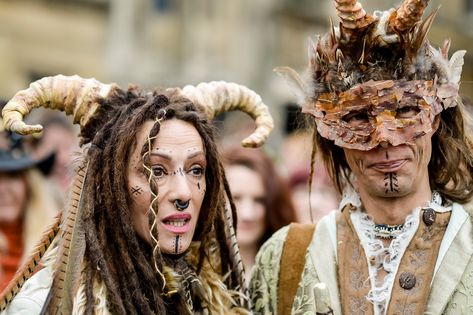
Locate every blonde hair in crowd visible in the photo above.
<box><xmin>23</xmin><ymin>169</ymin><xmax>60</xmax><ymax>260</ymax></box>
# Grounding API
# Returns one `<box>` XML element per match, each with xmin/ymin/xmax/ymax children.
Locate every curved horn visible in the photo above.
<box><xmin>2</xmin><ymin>75</ymin><xmax>117</xmax><ymax>135</ymax></box>
<box><xmin>391</xmin><ymin>0</ymin><xmax>430</xmax><ymax>32</ymax></box>
<box><xmin>334</xmin><ymin>0</ymin><xmax>372</xmax><ymax>37</ymax></box>
<box><xmin>181</xmin><ymin>81</ymin><xmax>274</xmax><ymax>148</ymax></box>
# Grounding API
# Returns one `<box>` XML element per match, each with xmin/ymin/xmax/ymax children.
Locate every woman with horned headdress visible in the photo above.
<box><xmin>0</xmin><ymin>75</ymin><xmax>273</xmax><ymax>314</ymax></box>
<box><xmin>250</xmin><ymin>0</ymin><xmax>473</xmax><ymax>314</ymax></box>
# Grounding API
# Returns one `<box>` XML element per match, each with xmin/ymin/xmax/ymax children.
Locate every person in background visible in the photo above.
<box><xmin>0</xmin><ymin>124</ymin><xmax>58</xmax><ymax>291</ymax></box>
<box><xmin>223</xmin><ymin>146</ymin><xmax>297</xmax><ymax>283</ymax></box>
<box><xmin>288</xmin><ymin>166</ymin><xmax>338</xmax><ymax>223</ymax></box>
<box><xmin>28</xmin><ymin>113</ymin><xmax>80</xmax><ymax>202</ymax></box>
<box><xmin>281</xmin><ymin>130</ymin><xmax>338</xmax><ymax>223</ymax></box>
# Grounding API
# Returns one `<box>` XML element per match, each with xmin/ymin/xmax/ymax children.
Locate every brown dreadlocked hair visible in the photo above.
<box><xmin>53</xmin><ymin>86</ymin><xmax>240</xmax><ymax>314</ymax></box>
<box><xmin>310</xmin><ymin>102</ymin><xmax>473</xmax><ymax>204</ymax></box>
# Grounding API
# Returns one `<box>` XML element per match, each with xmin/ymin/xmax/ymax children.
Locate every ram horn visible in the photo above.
<box><xmin>181</xmin><ymin>81</ymin><xmax>274</xmax><ymax>148</ymax></box>
<box><xmin>2</xmin><ymin>75</ymin><xmax>118</xmax><ymax>135</ymax></box>
<box><xmin>391</xmin><ymin>0</ymin><xmax>430</xmax><ymax>32</ymax></box>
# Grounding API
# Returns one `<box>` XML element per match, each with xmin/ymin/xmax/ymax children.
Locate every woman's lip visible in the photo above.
<box><xmin>162</xmin><ymin>213</ymin><xmax>191</xmax><ymax>221</ymax></box>
<box><xmin>161</xmin><ymin>213</ymin><xmax>192</xmax><ymax>234</ymax></box>
<box><xmin>369</xmin><ymin>159</ymin><xmax>407</xmax><ymax>172</ymax></box>
<box><xmin>161</xmin><ymin>222</ymin><xmax>191</xmax><ymax>234</ymax></box>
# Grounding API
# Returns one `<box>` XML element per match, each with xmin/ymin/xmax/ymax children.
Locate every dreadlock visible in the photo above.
<box><xmin>43</xmin><ymin>86</ymin><xmax>242</xmax><ymax>314</ymax></box>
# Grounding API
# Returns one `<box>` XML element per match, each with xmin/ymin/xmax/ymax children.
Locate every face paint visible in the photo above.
<box><xmin>304</xmin><ymin>79</ymin><xmax>451</xmax><ymax>150</ymax></box>
<box><xmin>127</xmin><ymin>119</ymin><xmax>207</xmax><ymax>254</ymax></box>
<box><xmin>384</xmin><ymin>173</ymin><xmax>399</xmax><ymax>195</ymax></box>
<box><xmin>173</xmin><ymin>235</ymin><xmax>182</xmax><ymax>254</ymax></box>
<box><xmin>131</xmin><ymin>186</ymin><xmax>143</xmax><ymax>196</ymax></box>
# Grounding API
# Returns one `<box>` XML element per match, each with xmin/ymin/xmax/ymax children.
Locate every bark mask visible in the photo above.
<box><xmin>276</xmin><ymin>0</ymin><xmax>466</xmax><ymax>151</ymax></box>
<box><xmin>304</xmin><ymin>79</ymin><xmax>460</xmax><ymax>150</ymax></box>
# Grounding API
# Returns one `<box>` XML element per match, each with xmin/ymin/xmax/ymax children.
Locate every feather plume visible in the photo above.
<box><xmin>42</xmin><ymin>160</ymin><xmax>89</xmax><ymax>314</ymax></box>
<box><xmin>0</xmin><ymin>213</ymin><xmax>61</xmax><ymax>311</ymax></box>
<box><xmin>440</xmin><ymin>39</ymin><xmax>451</xmax><ymax>59</ymax></box>
<box><xmin>273</xmin><ymin>66</ymin><xmax>307</xmax><ymax>104</ymax></box>
<box><xmin>448</xmin><ymin>50</ymin><xmax>466</xmax><ymax>85</ymax></box>
<box><xmin>408</xmin><ymin>9</ymin><xmax>437</xmax><ymax>60</ymax></box>
<box><xmin>223</xmin><ymin>193</ymin><xmax>247</xmax><ymax>306</ymax></box>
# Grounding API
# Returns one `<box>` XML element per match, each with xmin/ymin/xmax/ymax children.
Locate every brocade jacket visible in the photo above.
<box><xmin>249</xmin><ymin>201</ymin><xmax>473</xmax><ymax>315</ymax></box>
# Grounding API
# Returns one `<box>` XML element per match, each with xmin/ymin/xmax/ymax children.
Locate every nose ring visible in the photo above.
<box><xmin>174</xmin><ymin>199</ymin><xmax>190</xmax><ymax>211</ymax></box>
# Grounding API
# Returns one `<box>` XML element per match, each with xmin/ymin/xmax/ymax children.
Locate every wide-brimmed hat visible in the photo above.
<box><xmin>0</xmin><ymin>129</ymin><xmax>55</xmax><ymax>174</ymax></box>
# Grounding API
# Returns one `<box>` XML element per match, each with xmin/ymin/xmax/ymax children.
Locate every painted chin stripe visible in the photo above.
<box><xmin>174</xmin><ymin>235</ymin><xmax>179</xmax><ymax>254</ymax></box>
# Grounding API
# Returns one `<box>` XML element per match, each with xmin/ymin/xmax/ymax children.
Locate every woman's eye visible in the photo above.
<box><xmin>396</xmin><ymin>106</ymin><xmax>420</xmax><ymax>118</ymax></box>
<box><xmin>152</xmin><ymin>166</ymin><xmax>166</xmax><ymax>178</ymax></box>
<box><xmin>189</xmin><ymin>166</ymin><xmax>204</xmax><ymax>177</ymax></box>
<box><xmin>342</xmin><ymin>110</ymin><xmax>369</xmax><ymax>125</ymax></box>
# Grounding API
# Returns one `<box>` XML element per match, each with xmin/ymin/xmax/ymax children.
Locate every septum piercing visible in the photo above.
<box><xmin>174</xmin><ymin>199</ymin><xmax>190</xmax><ymax>211</ymax></box>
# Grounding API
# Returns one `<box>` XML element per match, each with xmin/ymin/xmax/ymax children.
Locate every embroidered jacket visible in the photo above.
<box><xmin>249</xmin><ymin>201</ymin><xmax>473</xmax><ymax>314</ymax></box>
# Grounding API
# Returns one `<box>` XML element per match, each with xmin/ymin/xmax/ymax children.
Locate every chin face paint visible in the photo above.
<box><xmin>304</xmin><ymin>79</ymin><xmax>458</xmax><ymax>150</ymax></box>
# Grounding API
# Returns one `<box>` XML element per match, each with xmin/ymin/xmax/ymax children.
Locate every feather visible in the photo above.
<box><xmin>410</xmin><ymin>8</ymin><xmax>438</xmax><ymax>56</ymax></box>
<box><xmin>223</xmin><ymin>193</ymin><xmax>247</xmax><ymax>305</ymax></box>
<box><xmin>448</xmin><ymin>50</ymin><xmax>466</xmax><ymax>85</ymax></box>
<box><xmin>308</xmin><ymin>36</ymin><xmax>319</xmax><ymax>67</ymax></box>
<box><xmin>273</xmin><ymin>66</ymin><xmax>307</xmax><ymax>104</ymax></box>
<box><xmin>440</xmin><ymin>39</ymin><xmax>451</xmax><ymax>59</ymax></box>
<box><xmin>0</xmin><ymin>213</ymin><xmax>61</xmax><ymax>311</ymax></box>
<box><xmin>330</xmin><ymin>17</ymin><xmax>337</xmax><ymax>46</ymax></box>
<box><xmin>42</xmin><ymin>160</ymin><xmax>89</xmax><ymax>314</ymax></box>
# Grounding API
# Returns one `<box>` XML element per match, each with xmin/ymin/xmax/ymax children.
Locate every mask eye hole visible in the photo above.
<box><xmin>342</xmin><ymin>110</ymin><xmax>369</xmax><ymax>126</ymax></box>
<box><xmin>396</xmin><ymin>105</ymin><xmax>420</xmax><ymax>119</ymax></box>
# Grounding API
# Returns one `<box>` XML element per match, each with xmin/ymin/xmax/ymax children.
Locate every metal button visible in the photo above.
<box><xmin>423</xmin><ymin>208</ymin><xmax>436</xmax><ymax>226</ymax></box>
<box><xmin>399</xmin><ymin>272</ymin><xmax>416</xmax><ymax>290</ymax></box>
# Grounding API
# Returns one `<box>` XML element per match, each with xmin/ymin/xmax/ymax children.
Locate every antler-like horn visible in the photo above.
<box><xmin>2</xmin><ymin>75</ymin><xmax>117</xmax><ymax>135</ymax></box>
<box><xmin>391</xmin><ymin>0</ymin><xmax>430</xmax><ymax>32</ymax></box>
<box><xmin>334</xmin><ymin>0</ymin><xmax>372</xmax><ymax>37</ymax></box>
<box><xmin>181</xmin><ymin>81</ymin><xmax>274</xmax><ymax>148</ymax></box>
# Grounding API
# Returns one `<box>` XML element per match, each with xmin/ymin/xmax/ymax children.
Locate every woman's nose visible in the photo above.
<box><xmin>167</xmin><ymin>173</ymin><xmax>192</xmax><ymax>203</ymax></box>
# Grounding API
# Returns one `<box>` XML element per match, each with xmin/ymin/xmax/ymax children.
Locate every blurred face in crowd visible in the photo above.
<box><xmin>34</xmin><ymin>123</ymin><xmax>79</xmax><ymax>190</ymax></box>
<box><xmin>127</xmin><ymin>119</ymin><xmax>207</xmax><ymax>254</ymax></box>
<box><xmin>226</xmin><ymin>164</ymin><xmax>266</xmax><ymax>248</ymax></box>
<box><xmin>0</xmin><ymin>171</ymin><xmax>27</xmax><ymax>223</ymax></box>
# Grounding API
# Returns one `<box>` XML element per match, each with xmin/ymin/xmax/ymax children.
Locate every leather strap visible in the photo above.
<box><xmin>278</xmin><ymin>223</ymin><xmax>316</xmax><ymax>315</ymax></box>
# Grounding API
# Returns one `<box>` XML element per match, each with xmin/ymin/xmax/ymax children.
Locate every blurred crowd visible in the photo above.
<box><xmin>0</xmin><ymin>100</ymin><xmax>339</xmax><ymax>289</ymax></box>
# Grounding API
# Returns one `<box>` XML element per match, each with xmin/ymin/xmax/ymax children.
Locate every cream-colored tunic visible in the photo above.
<box><xmin>249</xmin><ymin>203</ymin><xmax>473</xmax><ymax>315</ymax></box>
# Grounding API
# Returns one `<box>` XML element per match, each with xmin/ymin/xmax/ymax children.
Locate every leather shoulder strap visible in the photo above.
<box><xmin>277</xmin><ymin>223</ymin><xmax>316</xmax><ymax>315</ymax></box>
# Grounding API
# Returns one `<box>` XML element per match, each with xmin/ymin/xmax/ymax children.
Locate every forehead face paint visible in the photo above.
<box><xmin>305</xmin><ymin>80</ymin><xmax>451</xmax><ymax>150</ymax></box>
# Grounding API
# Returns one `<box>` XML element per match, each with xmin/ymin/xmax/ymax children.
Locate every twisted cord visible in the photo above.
<box><xmin>142</xmin><ymin>112</ymin><xmax>168</xmax><ymax>292</ymax></box>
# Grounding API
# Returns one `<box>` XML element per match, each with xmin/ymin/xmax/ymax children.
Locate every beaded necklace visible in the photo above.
<box><xmin>371</xmin><ymin>191</ymin><xmax>442</xmax><ymax>239</ymax></box>
<box><xmin>373</xmin><ymin>223</ymin><xmax>405</xmax><ymax>239</ymax></box>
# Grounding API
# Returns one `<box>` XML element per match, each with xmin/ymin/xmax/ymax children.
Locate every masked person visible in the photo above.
<box><xmin>0</xmin><ymin>75</ymin><xmax>273</xmax><ymax>314</ymax></box>
<box><xmin>0</xmin><ymin>126</ymin><xmax>58</xmax><ymax>292</ymax></box>
<box><xmin>249</xmin><ymin>0</ymin><xmax>473</xmax><ymax>314</ymax></box>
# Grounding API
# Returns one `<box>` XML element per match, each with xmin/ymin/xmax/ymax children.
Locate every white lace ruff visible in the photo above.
<box><xmin>351</xmin><ymin>209</ymin><xmax>419</xmax><ymax>315</ymax></box>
